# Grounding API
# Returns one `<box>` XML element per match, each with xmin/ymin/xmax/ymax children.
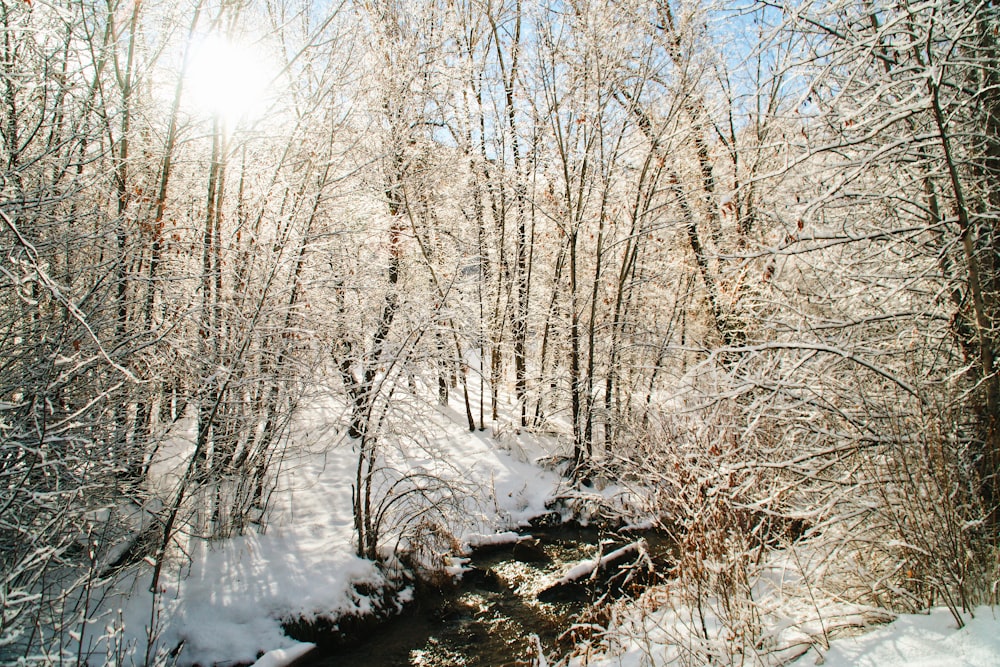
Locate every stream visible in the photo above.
<box><xmin>301</xmin><ymin>525</ymin><xmax>672</xmax><ymax>667</ymax></box>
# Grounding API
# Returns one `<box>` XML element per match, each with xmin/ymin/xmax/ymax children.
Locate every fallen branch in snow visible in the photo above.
<box><xmin>769</xmin><ymin>609</ymin><xmax>897</xmax><ymax>666</ymax></box>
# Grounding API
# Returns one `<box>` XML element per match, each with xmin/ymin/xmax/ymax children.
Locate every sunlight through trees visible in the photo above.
<box><xmin>1</xmin><ymin>0</ymin><xmax>998</xmax><ymax>663</ymax></box>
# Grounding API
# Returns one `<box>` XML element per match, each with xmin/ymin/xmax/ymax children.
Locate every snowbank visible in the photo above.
<box><xmin>802</xmin><ymin>606</ymin><xmax>1000</xmax><ymax>667</ymax></box>
<box><xmin>102</xmin><ymin>390</ymin><xmax>568</xmax><ymax>665</ymax></box>
<box><xmin>573</xmin><ymin>602</ymin><xmax>1000</xmax><ymax>666</ymax></box>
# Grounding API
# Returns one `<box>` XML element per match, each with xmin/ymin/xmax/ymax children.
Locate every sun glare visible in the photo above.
<box><xmin>186</xmin><ymin>34</ymin><xmax>273</xmax><ymax>125</ymax></box>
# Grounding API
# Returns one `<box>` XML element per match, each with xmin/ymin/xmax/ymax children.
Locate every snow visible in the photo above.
<box><xmin>465</xmin><ymin>531</ymin><xmax>525</xmax><ymax>550</ymax></box>
<box><xmin>89</xmin><ymin>385</ymin><xmax>1000</xmax><ymax>667</ymax></box>
<box><xmin>249</xmin><ymin>642</ymin><xmax>315</xmax><ymax>667</ymax></box>
<box><xmin>573</xmin><ymin>598</ymin><xmax>1000</xmax><ymax>667</ymax></box>
<box><xmin>799</xmin><ymin>607</ymin><xmax>1000</xmax><ymax>667</ymax></box>
<box><xmin>98</xmin><ymin>387</ymin><xmax>568</xmax><ymax>666</ymax></box>
<box><xmin>532</xmin><ymin>634</ymin><xmax>549</xmax><ymax>667</ymax></box>
<box><xmin>568</xmin><ymin>541</ymin><xmax>1000</xmax><ymax>667</ymax></box>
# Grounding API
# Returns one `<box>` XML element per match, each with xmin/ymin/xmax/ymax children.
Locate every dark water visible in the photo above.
<box><xmin>306</xmin><ymin>526</ymin><xmax>671</xmax><ymax>667</ymax></box>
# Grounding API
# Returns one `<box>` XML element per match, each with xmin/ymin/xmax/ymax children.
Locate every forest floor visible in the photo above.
<box><xmin>98</xmin><ymin>383</ymin><xmax>999</xmax><ymax>667</ymax></box>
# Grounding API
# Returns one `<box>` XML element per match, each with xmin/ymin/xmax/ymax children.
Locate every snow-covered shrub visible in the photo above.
<box><xmin>577</xmin><ymin>359</ymin><xmax>993</xmax><ymax>664</ymax></box>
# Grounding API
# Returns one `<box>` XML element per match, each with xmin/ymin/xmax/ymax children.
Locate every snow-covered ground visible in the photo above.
<box><xmin>88</xmin><ymin>386</ymin><xmax>999</xmax><ymax>667</ymax></box>
<box><xmin>576</xmin><ymin>605</ymin><xmax>1000</xmax><ymax>667</ymax></box>
<box><xmin>96</xmin><ymin>388</ymin><xmax>571</xmax><ymax>666</ymax></box>
<box><xmin>802</xmin><ymin>607</ymin><xmax>1000</xmax><ymax>667</ymax></box>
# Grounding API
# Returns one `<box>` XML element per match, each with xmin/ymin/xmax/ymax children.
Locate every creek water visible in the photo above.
<box><xmin>304</xmin><ymin>525</ymin><xmax>671</xmax><ymax>667</ymax></box>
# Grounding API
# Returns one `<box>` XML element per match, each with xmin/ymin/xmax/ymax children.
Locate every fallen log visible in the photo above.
<box><xmin>537</xmin><ymin>540</ymin><xmax>651</xmax><ymax>603</ymax></box>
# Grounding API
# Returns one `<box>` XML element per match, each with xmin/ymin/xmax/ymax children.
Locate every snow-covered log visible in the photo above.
<box><xmin>250</xmin><ymin>642</ymin><xmax>316</xmax><ymax>667</ymax></box>
<box><xmin>537</xmin><ymin>540</ymin><xmax>651</xmax><ymax>602</ymax></box>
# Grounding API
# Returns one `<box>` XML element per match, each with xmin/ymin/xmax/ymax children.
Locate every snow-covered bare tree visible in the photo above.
<box><xmin>618</xmin><ymin>3</ymin><xmax>1000</xmax><ymax>660</ymax></box>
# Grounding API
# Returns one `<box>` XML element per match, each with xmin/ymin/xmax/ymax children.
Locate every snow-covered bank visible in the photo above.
<box><xmin>103</xmin><ymin>391</ymin><xmax>569</xmax><ymax>665</ymax></box>
<box><xmin>570</xmin><ymin>595</ymin><xmax>1000</xmax><ymax>666</ymax></box>
<box><xmin>92</xmin><ymin>387</ymin><xmax>1000</xmax><ymax>667</ymax></box>
<box><xmin>560</xmin><ymin>530</ymin><xmax>1000</xmax><ymax>667</ymax></box>
<box><xmin>798</xmin><ymin>607</ymin><xmax>1000</xmax><ymax>667</ymax></box>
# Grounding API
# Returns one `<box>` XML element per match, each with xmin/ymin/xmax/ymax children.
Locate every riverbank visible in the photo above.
<box><xmin>87</xmin><ymin>384</ymin><xmax>1000</xmax><ymax>667</ymax></box>
<box><xmin>97</xmin><ymin>388</ymin><xmax>619</xmax><ymax>666</ymax></box>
